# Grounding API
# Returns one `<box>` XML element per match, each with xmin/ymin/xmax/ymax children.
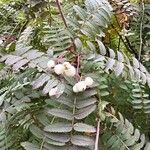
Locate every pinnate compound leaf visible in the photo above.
<box><xmin>140</xmin><ymin>72</ymin><xmax>147</xmax><ymax>84</ymax></box>
<box><xmin>5</xmin><ymin>55</ymin><xmax>22</xmax><ymax>65</ymax></box>
<box><xmin>109</xmin><ymin>49</ymin><xmax>115</xmax><ymax>59</ymax></box>
<box><xmin>0</xmin><ymin>92</ymin><xmax>7</xmax><ymax>106</ymax></box>
<box><xmin>76</xmin><ymin>98</ymin><xmax>96</xmax><ymax>109</ymax></box>
<box><xmin>45</xmin><ymin>138</ymin><xmax>65</xmax><ymax>146</ymax></box>
<box><xmin>69</xmin><ymin>146</ymin><xmax>91</xmax><ymax>150</ymax></box>
<box><xmin>29</xmin><ymin>124</ymin><xmax>44</xmax><ymax>139</ymax></box>
<box><xmin>77</xmin><ymin>89</ymin><xmax>97</xmax><ymax>100</ymax></box>
<box><xmin>139</xmin><ymin>63</ymin><xmax>147</xmax><ymax>73</ymax></box>
<box><xmin>13</xmin><ymin>59</ymin><xmax>29</xmax><ymax>70</ymax></box>
<box><xmin>44</xmin><ymin>123</ymin><xmax>72</xmax><ymax>133</ymax></box>
<box><xmin>75</xmin><ymin>104</ymin><xmax>96</xmax><ymax>119</ymax></box>
<box><xmin>117</xmin><ymin>51</ymin><xmax>124</xmax><ymax>62</ymax></box>
<box><xmin>73</xmin><ymin>5</ymin><xmax>87</xmax><ymax>20</ymax></box>
<box><xmin>51</xmin><ymin>95</ymin><xmax>73</xmax><ymax>108</ymax></box>
<box><xmin>47</xmin><ymin>108</ymin><xmax>73</xmax><ymax>120</ymax></box>
<box><xmin>144</xmin><ymin>143</ymin><xmax>150</xmax><ymax>150</ymax></box>
<box><xmin>114</xmin><ymin>62</ymin><xmax>124</xmax><ymax>76</ymax></box>
<box><xmin>43</xmin><ymin>144</ymin><xmax>89</xmax><ymax>150</ymax></box>
<box><xmin>45</xmin><ymin>133</ymin><xmax>70</xmax><ymax>143</ymax></box>
<box><xmin>71</xmin><ymin>135</ymin><xmax>94</xmax><ymax>146</ymax></box>
<box><xmin>74</xmin><ymin>38</ymin><xmax>82</xmax><ymax>50</ymax></box>
<box><xmin>133</xmin><ymin>57</ymin><xmax>139</xmax><ymax>68</ymax></box>
<box><xmin>105</xmin><ymin>58</ymin><xmax>115</xmax><ymax>71</ymax></box>
<box><xmin>43</xmin><ymin>79</ymin><xmax>58</xmax><ymax>94</ymax></box>
<box><xmin>21</xmin><ymin>142</ymin><xmax>40</xmax><ymax>150</ymax></box>
<box><xmin>96</xmin><ymin>39</ymin><xmax>106</xmax><ymax>55</ymax></box>
<box><xmin>134</xmin><ymin>68</ymin><xmax>141</xmax><ymax>81</ymax></box>
<box><xmin>32</xmin><ymin>73</ymin><xmax>50</xmax><ymax>89</ymax></box>
<box><xmin>74</xmin><ymin>123</ymin><xmax>96</xmax><ymax>133</ymax></box>
<box><xmin>86</xmin><ymin>41</ymin><xmax>96</xmax><ymax>51</ymax></box>
<box><xmin>43</xmin><ymin>143</ymin><xmax>69</xmax><ymax>150</ymax></box>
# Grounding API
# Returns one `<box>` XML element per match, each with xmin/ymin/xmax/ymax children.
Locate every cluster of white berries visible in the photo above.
<box><xmin>47</xmin><ymin>60</ymin><xmax>94</xmax><ymax>96</ymax></box>
<box><xmin>47</xmin><ymin>60</ymin><xmax>77</xmax><ymax>97</ymax></box>
<box><xmin>47</xmin><ymin>60</ymin><xmax>76</xmax><ymax>77</ymax></box>
<box><xmin>73</xmin><ymin>77</ymin><xmax>94</xmax><ymax>93</ymax></box>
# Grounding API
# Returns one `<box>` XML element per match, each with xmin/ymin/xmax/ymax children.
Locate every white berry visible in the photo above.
<box><xmin>0</xmin><ymin>39</ymin><xmax>3</xmax><ymax>45</ymax></box>
<box><xmin>49</xmin><ymin>87</ymin><xmax>58</xmax><ymax>96</ymax></box>
<box><xmin>47</xmin><ymin>60</ymin><xmax>55</xmax><ymax>69</ymax></box>
<box><xmin>85</xmin><ymin>77</ymin><xmax>94</xmax><ymax>86</ymax></box>
<box><xmin>73</xmin><ymin>81</ymin><xmax>86</xmax><ymax>93</ymax></box>
<box><xmin>63</xmin><ymin>62</ymin><xmax>72</xmax><ymax>68</ymax></box>
<box><xmin>54</xmin><ymin>64</ymin><xmax>65</xmax><ymax>75</ymax></box>
<box><xmin>73</xmin><ymin>84</ymin><xmax>78</xmax><ymax>93</ymax></box>
<box><xmin>64</xmin><ymin>66</ymin><xmax>76</xmax><ymax>77</ymax></box>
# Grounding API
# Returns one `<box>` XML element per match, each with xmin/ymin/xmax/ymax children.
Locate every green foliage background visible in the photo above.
<box><xmin>0</xmin><ymin>0</ymin><xmax>150</xmax><ymax>149</ymax></box>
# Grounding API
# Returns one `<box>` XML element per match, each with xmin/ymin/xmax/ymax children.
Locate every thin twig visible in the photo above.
<box><xmin>10</xmin><ymin>22</ymin><xmax>20</xmax><ymax>35</ymax></box>
<box><xmin>71</xmin><ymin>97</ymin><xmax>77</xmax><ymax>136</ymax></box>
<box><xmin>118</xmin><ymin>36</ymin><xmax>121</xmax><ymax>50</ymax></box>
<box><xmin>17</xmin><ymin>20</ymin><xmax>28</xmax><ymax>38</ymax></box>
<box><xmin>139</xmin><ymin>0</ymin><xmax>145</xmax><ymax>60</ymax></box>
<box><xmin>55</xmin><ymin>0</ymin><xmax>67</xmax><ymax>28</ymax></box>
<box><xmin>40</xmin><ymin>137</ymin><xmax>46</xmax><ymax>150</ymax></box>
<box><xmin>47</xmin><ymin>0</ymin><xmax>52</xmax><ymax>26</ymax></box>
<box><xmin>76</xmin><ymin>54</ymin><xmax>80</xmax><ymax>81</ymax></box>
<box><xmin>111</xmin><ymin>24</ymin><xmax>138</xmax><ymax>58</ymax></box>
<box><xmin>55</xmin><ymin>0</ymin><xmax>76</xmax><ymax>51</ymax></box>
<box><xmin>114</xmin><ymin>15</ymin><xmax>139</xmax><ymax>58</ymax></box>
<box><xmin>125</xmin><ymin>36</ymin><xmax>139</xmax><ymax>59</ymax></box>
<box><xmin>94</xmin><ymin>119</ymin><xmax>100</xmax><ymax>150</ymax></box>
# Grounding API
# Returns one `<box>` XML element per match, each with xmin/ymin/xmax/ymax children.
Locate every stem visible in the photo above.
<box><xmin>55</xmin><ymin>0</ymin><xmax>76</xmax><ymax>51</ymax></box>
<box><xmin>116</xmin><ymin>135</ymin><xmax>130</xmax><ymax>150</ymax></box>
<box><xmin>55</xmin><ymin>0</ymin><xmax>67</xmax><ymax>28</ymax></box>
<box><xmin>114</xmin><ymin>15</ymin><xmax>139</xmax><ymax>58</ymax></box>
<box><xmin>139</xmin><ymin>0</ymin><xmax>145</xmax><ymax>60</ymax></box>
<box><xmin>118</xmin><ymin>36</ymin><xmax>121</xmax><ymax>50</ymax></box>
<box><xmin>71</xmin><ymin>97</ymin><xmax>77</xmax><ymax>136</ymax></box>
<box><xmin>10</xmin><ymin>22</ymin><xmax>20</xmax><ymax>35</ymax></box>
<box><xmin>76</xmin><ymin>54</ymin><xmax>80</xmax><ymax>80</ymax></box>
<box><xmin>40</xmin><ymin>137</ymin><xmax>46</xmax><ymax>150</ymax></box>
<box><xmin>94</xmin><ymin>119</ymin><xmax>100</xmax><ymax>150</ymax></box>
<box><xmin>72</xmin><ymin>97</ymin><xmax>77</xmax><ymax>126</ymax></box>
<box><xmin>47</xmin><ymin>0</ymin><xmax>52</xmax><ymax>26</ymax></box>
<box><xmin>111</xmin><ymin>24</ymin><xmax>138</xmax><ymax>58</ymax></box>
<box><xmin>17</xmin><ymin>20</ymin><xmax>28</xmax><ymax>38</ymax></box>
<box><xmin>125</xmin><ymin>36</ymin><xmax>139</xmax><ymax>59</ymax></box>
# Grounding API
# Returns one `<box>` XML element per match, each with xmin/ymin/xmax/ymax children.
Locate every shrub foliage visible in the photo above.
<box><xmin>0</xmin><ymin>0</ymin><xmax>150</xmax><ymax>149</ymax></box>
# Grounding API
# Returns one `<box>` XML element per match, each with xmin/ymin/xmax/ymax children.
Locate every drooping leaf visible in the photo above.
<box><xmin>29</xmin><ymin>124</ymin><xmax>44</xmax><ymax>139</ymax></box>
<box><xmin>109</xmin><ymin>49</ymin><xmax>115</xmax><ymax>59</ymax></box>
<box><xmin>71</xmin><ymin>135</ymin><xmax>94</xmax><ymax>146</ymax></box>
<box><xmin>73</xmin><ymin>5</ymin><xmax>87</xmax><ymax>20</ymax></box>
<box><xmin>45</xmin><ymin>133</ymin><xmax>70</xmax><ymax>143</ymax></box>
<box><xmin>32</xmin><ymin>73</ymin><xmax>50</xmax><ymax>89</ymax></box>
<box><xmin>117</xmin><ymin>51</ymin><xmax>124</xmax><ymax>62</ymax></box>
<box><xmin>114</xmin><ymin>62</ymin><xmax>124</xmax><ymax>76</ymax></box>
<box><xmin>74</xmin><ymin>123</ymin><xmax>96</xmax><ymax>133</ymax></box>
<box><xmin>21</xmin><ymin>142</ymin><xmax>40</xmax><ymax>150</ymax></box>
<box><xmin>96</xmin><ymin>39</ymin><xmax>106</xmax><ymax>55</ymax></box>
<box><xmin>76</xmin><ymin>98</ymin><xmax>96</xmax><ymax>109</ymax></box>
<box><xmin>133</xmin><ymin>57</ymin><xmax>139</xmax><ymax>68</ymax></box>
<box><xmin>75</xmin><ymin>104</ymin><xmax>96</xmax><ymax>119</ymax></box>
<box><xmin>43</xmin><ymin>79</ymin><xmax>58</xmax><ymax>94</ymax></box>
<box><xmin>44</xmin><ymin>123</ymin><xmax>72</xmax><ymax>133</ymax></box>
<box><xmin>105</xmin><ymin>58</ymin><xmax>115</xmax><ymax>71</ymax></box>
<box><xmin>47</xmin><ymin>108</ymin><xmax>73</xmax><ymax>120</ymax></box>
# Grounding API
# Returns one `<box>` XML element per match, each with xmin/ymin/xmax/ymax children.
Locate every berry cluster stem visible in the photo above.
<box><xmin>76</xmin><ymin>54</ymin><xmax>81</xmax><ymax>80</ymax></box>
